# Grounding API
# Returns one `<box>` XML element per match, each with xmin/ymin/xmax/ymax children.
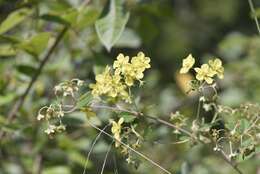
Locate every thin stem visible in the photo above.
<box><xmin>90</xmin><ymin>104</ymin><xmax>243</xmax><ymax>174</ymax></box>
<box><xmin>243</xmin><ymin>116</ymin><xmax>259</xmax><ymax>134</ymax></box>
<box><xmin>83</xmin><ymin>123</ymin><xmax>110</xmax><ymax>174</ymax></box>
<box><xmin>248</xmin><ymin>0</ymin><xmax>260</xmax><ymax>35</ymax></box>
<box><xmin>86</xmin><ymin>119</ymin><xmax>172</xmax><ymax>174</ymax></box>
<box><xmin>113</xmin><ymin>154</ymin><xmax>119</xmax><ymax>174</ymax></box>
<box><xmin>91</xmin><ymin>104</ymin><xmax>193</xmax><ymax>137</ymax></box>
<box><xmin>229</xmin><ymin>141</ymin><xmax>233</xmax><ymax>155</ymax></box>
<box><xmin>196</xmin><ymin>99</ymin><xmax>202</xmax><ymax>121</ymax></box>
<box><xmin>211</xmin><ymin>112</ymin><xmax>218</xmax><ymax>123</ymax></box>
<box><xmin>100</xmin><ymin>141</ymin><xmax>113</xmax><ymax>174</ymax></box>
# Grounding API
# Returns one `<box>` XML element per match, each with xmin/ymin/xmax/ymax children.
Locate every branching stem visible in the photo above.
<box><xmin>90</xmin><ymin>104</ymin><xmax>244</xmax><ymax>174</ymax></box>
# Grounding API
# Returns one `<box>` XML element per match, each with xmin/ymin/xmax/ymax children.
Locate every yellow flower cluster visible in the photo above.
<box><xmin>180</xmin><ymin>54</ymin><xmax>224</xmax><ymax>84</ymax></box>
<box><xmin>113</xmin><ymin>52</ymin><xmax>151</xmax><ymax>86</ymax></box>
<box><xmin>90</xmin><ymin>52</ymin><xmax>151</xmax><ymax>102</ymax></box>
<box><xmin>111</xmin><ymin>118</ymin><xmax>124</xmax><ymax>147</ymax></box>
<box><xmin>89</xmin><ymin>66</ymin><xmax>129</xmax><ymax>101</ymax></box>
<box><xmin>180</xmin><ymin>54</ymin><xmax>195</xmax><ymax>74</ymax></box>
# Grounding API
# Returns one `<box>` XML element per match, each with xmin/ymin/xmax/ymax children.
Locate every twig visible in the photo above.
<box><xmin>219</xmin><ymin>150</ymin><xmax>243</xmax><ymax>174</ymax></box>
<box><xmin>100</xmin><ymin>141</ymin><xmax>113</xmax><ymax>174</ymax></box>
<box><xmin>91</xmin><ymin>104</ymin><xmax>193</xmax><ymax>137</ymax></box>
<box><xmin>196</xmin><ymin>99</ymin><xmax>202</xmax><ymax>121</ymax></box>
<box><xmin>113</xmin><ymin>153</ymin><xmax>119</xmax><ymax>174</ymax></box>
<box><xmin>90</xmin><ymin>104</ymin><xmax>244</xmax><ymax>174</ymax></box>
<box><xmin>248</xmin><ymin>0</ymin><xmax>260</xmax><ymax>35</ymax></box>
<box><xmin>86</xmin><ymin>119</ymin><xmax>172</xmax><ymax>174</ymax></box>
<box><xmin>83</xmin><ymin>123</ymin><xmax>110</xmax><ymax>174</ymax></box>
<box><xmin>0</xmin><ymin>26</ymin><xmax>68</xmax><ymax>140</ymax></box>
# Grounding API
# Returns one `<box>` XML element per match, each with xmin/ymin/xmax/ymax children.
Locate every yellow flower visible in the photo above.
<box><xmin>208</xmin><ymin>58</ymin><xmax>224</xmax><ymax>79</ymax></box>
<box><xmin>131</xmin><ymin>52</ymin><xmax>151</xmax><ymax>70</ymax></box>
<box><xmin>125</xmin><ymin>52</ymin><xmax>151</xmax><ymax>86</ymax></box>
<box><xmin>125</xmin><ymin>74</ymin><xmax>135</xmax><ymax>86</ymax></box>
<box><xmin>113</xmin><ymin>53</ymin><xmax>130</xmax><ymax>75</ymax></box>
<box><xmin>89</xmin><ymin>66</ymin><xmax>112</xmax><ymax>96</ymax></box>
<box><xmin>194</xmin><ymin>64</ymin><xmax>215</xmax><ymax>84</ymax></box>
<box><xmin>180</xmin><ymin>54</ymin><xmax>195</xmax><ymax>74</ymax></box>
<box><xmin>108</xmin><ymin>74</ymin><xmax>130</xmax><ymax>102</ymax></box>
<box><xmin>89</xmin><ymin>66</ymin><xmax>130</xmax><ymax>102</ymax></box>
<box><xmin>90</xmin><ymin>52</ymin><xmax>150</xmax><ymax>101</ymax></box>
<box><xmin>111</xmin><ymin>118</ymin><xmax>124</xmax><ymax>147</ymax></box>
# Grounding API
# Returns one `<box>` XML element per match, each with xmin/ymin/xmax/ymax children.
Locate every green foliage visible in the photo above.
<box><xmin>76</xmin><ymin>91</ymin><xmax>93</xmax><ymax>109</ymax></box>
<box><xmin>18</xmin><ymin>32</ymin><xmax>51</xmax><ymax>57</ymax></box>
<box><xmin>0</xmin><ymin>44</ymin><xmax>17</xmax><ymax>57</ymax></box>
<box><xmin>119</xmin><ymin>112</ymin><xmax>136</xmax><ymax>123</ymax></box>
<box><xmin>95</xmin><ymin>0</ymin><xmax>130</xmax><ymax>51</ymax></box>
<box><xmin>0</xmin><ymin>8</ymin><xmax>32</xmax><ymax>34</ymax></box>
<box><xmin>1</xmin><ymin>0</ymin><xmax>260</xmax><ymax>174</ymax></box>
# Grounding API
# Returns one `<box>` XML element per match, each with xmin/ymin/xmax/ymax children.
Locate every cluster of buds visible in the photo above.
<box><xmin>37</xmin><ymin>104</ymin><xmax>66</xmax><ymax>136</ymax></box>
<box><xmin>211</xmin><ymin>103</ymin><xmax>260</xmax><ymax>160</ymax></box>
<box><xmin>110</xmin><ymin>117</ymin><xmax>142</xmax><ymax>168</ymax></box>
<box><xmin>37</xmin><ymin>79</ymin><xmax>84</xmax><ymax>136</ymax></box>
<box><xmin>170</xmin><ymin>111</ymin><xmax>188</xmax><ymax>134</ymax></box>
<box><xmin>54</xmin><ymin>79</ymin><xmax>84</xmax><ymax>97</ymax></box>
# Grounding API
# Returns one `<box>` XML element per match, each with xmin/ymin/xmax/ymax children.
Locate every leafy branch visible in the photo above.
<box><xmin>0</xmin><ymin>26</ymin><xmax>68</xmax><ymax>140</ymax></box>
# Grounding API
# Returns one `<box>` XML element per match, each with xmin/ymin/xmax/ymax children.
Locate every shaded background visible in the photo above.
<box><xmin>0</xmin><ymin>0</ymin><xmax>260</xmax><ymax>174</ymax></box>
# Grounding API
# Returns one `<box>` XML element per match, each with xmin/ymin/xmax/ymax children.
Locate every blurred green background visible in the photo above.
<box><xmin>0</xmin><ymin>0</ymin><xmax>260</xmax><ymax>174</ymax></box>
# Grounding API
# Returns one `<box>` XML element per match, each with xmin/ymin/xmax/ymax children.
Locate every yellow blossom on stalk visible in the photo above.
<box><xmin>112</xmin><ymin>52</ymin><xmax>151</xmax><ymax>86</ymax></box>
<box><xmin>194</xmin><ymin>64</ymin><xmax>215</xmax><ymax>84</ymax></box>
<box><xmin>125</xmin><ymin>52</ymin><xmax>151</xmax><ymax>86</ymax></box>
<box><xmin>111</xmin><ymin>118</ymin><xmax>124</xmax><ymax>147</ymax></box>
<box><xmin>120</xmin><ymin>64</ymin><xmax>137</xmax><ymax>86</ymax></box>
<box><xmin>108</xmin><ymin>74</ymin><xmax>131</xmax><ymax>102</ymax></box>
<box><xmin>113</xmin><ymin>53</ymin><xmax>130</xmax><ymax>75</ymax></box>
<box><xmin>89</xmin><ymin>52</ymin><xmax>150</xmax><ymax>101</ymax></box>
<box><xmin>131</xmin><ymin>52</ymin><xmax>151</xmax><ymax>71</ymax></box>
<box><xmin>89</xmin><ymin>66</ymin><xmax>130</xmax><ymax>102</ymax></box>
<box><xmin>180</xmin><ymin>54</ymin><xmax>195</xmax><ymax>74</ymax></box>
<box><xmin>89</xmin><ymin>66</ymin><xmax>112</xmax><ymax>96</ymax></box>
<box><xmin>208</xmin><ymin>58</ymin><xmax>224</xmax><ymax>79</ymax></box>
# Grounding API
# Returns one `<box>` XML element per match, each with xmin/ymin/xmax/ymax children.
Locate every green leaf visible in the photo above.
<box><xmin>0</xmin><ymin>94</ymin><xmax>16</xmax><ymax>106</ymax></box>
<box><xmin>119</xmin><ymin>112</ymin><xmax>136</xmax><ymax>123</ymax></box>
<box><xmin>16</xmin><ymin>64</ymin><xmax>37</xmax><ymax>77</ymax></box>
<box><xmin>95</xmin><ymin>0</ymin><xmax>130</xmax><ymax>51</ymax></box>
<box><xmin>252</xmin><ymin>8</ymin><xmax>260</xmax><ymax>18</ymax></box>
<box><xmin>239</xmin><ymin>119</ymin><xmax>250</xmax><ymax>133</ymax></box>
<box><xmin>1</xmin><ymin>122</ymin><xmax>23</xmax><ymax>133</ymax></box>
<box><xmin>40</xmin><ymin>14</ymin><xmax>70</xmax><ymax>26</ymax></box>
<box><xmin>18</xmin><ymin>32</ymin><xmax>51</xmax><ymax>57</ymax></box>
<box><xmin>0</xmin><ymin>8</ymin><xmax>32</xmax><ymax>34</ymax></box>
<box><xmin>0</xmin><ymin>35</ymin><xmax>21</xmax><ymax>44</ymax></box>
<box><xmin>0</xmin><ymin>44</ymin><xmax>17</xmax><ymax>57</ymax></box>
<box><xmin>61</xmin><ymin>8</ymin><xmax>79</xmax><ymax>26</ymax></box>
<box><xmin>76</xmin><ymin>92</ymin><xmax>93</xmax><ymax>109</ymax></box>
<box><xmin>40</xmin><ymin>8</ymin><xmax>79</xmax><ymax>27</ymax></box>
<box><xmin>68</xmin><ymin>150</ymin><xmax>92</xmax><ymax>168</ymax></box>
<box><xmin>76</xmin><ymin>6</ymin><xmax>100</xmax><ymax>30</ymax></box>
<box><xmin>115</xmin><ymin>28</ymin><xmax>141</xmax><ymax>48</ymax></box>
<box><xmin>42</xmin><ymin>166</ymin><xmax>71</xmax><ymax>174</ymax></box>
